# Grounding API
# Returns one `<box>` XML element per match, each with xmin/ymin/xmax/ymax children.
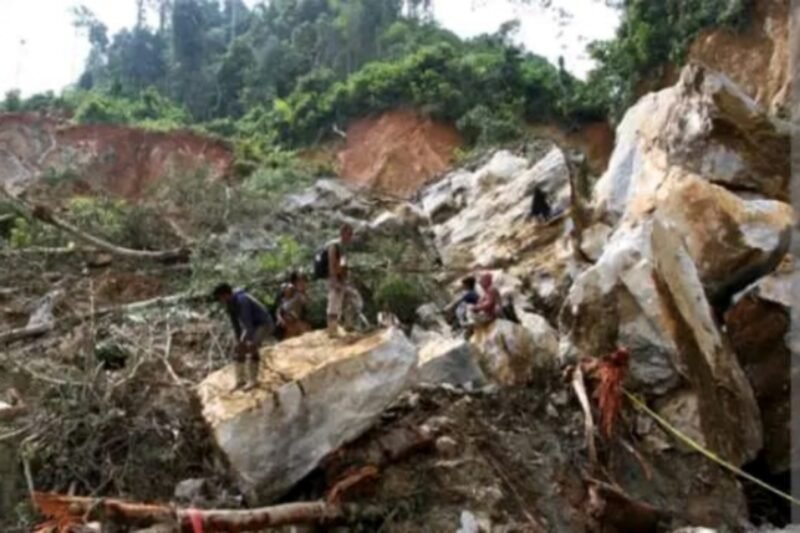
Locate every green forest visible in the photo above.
<box><xmin>2</xmin><ymin>0</ymin><xmax>750</xmax><ymax>166</ymax></box>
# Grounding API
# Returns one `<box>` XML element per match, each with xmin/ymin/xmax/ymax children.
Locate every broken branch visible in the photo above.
<box><xmin>32</xmin><ymin>492</ymin><xmax>371</xmax><ymax>531</ymax></box>
<box><xmin>0</xmin><ymin>188</ymin><xmax>189</xmax><ymax>262</ymax></box>
<box><xmin>571</xmin><ymin>365</ymin><xmax>598</xmax><ymax>465</ymax></box>
<box><xmin>0</xmin><ymin>322</ymin><xmax>54</xmax><ymax>346</ymax></box>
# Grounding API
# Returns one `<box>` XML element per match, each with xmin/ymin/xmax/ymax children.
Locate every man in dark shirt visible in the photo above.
<box><xmin>213</xmin><ymin>283</ymin><xmax>274</xmax><ymax>391</ymax></box>
<box><xmin>444</xmin><ymin>276</ymin><xmax>480</xmax><ymax>329</ymax></box>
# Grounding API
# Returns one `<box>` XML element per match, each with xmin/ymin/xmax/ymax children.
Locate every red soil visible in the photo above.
<box><xmin>337</xmin><ymin>110</ymin><xmax>462</xmax><ymax>198</ymax></box>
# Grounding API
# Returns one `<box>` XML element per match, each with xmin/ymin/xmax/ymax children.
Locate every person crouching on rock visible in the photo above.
<box><xmin>444</xmin><ymin>276</ymin><xmax>480</xmax><ymax>331</ymax></box>
<box><xmin>213</xmin><ymin>283</ymin><xmax>274</xmax><ymax>391</ymax></box>
<box><xmin>469</xmin><ymin>273</ymin><xmax>502</xmax><ymax>328</ymax></box>
<box><xmin>529</xmin><ymin>186</ymin><xmax>552</xmax><ymax>224</ymax></box>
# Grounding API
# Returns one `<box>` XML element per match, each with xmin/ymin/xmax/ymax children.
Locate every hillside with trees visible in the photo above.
<box><xmin>1</xmin><ymin>0</ymin><xmax>751</xmax><ymax>168</ymax></box>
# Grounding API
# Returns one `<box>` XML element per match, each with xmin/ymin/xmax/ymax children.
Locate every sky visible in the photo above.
<box><xmin>0</xmin><ymin>0</ymin><xmax>620</xmax><ymax>97</ymax></box>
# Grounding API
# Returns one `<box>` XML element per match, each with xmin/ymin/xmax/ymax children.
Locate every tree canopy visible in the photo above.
<box><xmin>2</xmin><ymin>0</ymin><xmax>752</xmax><ymax>160</ymax></box>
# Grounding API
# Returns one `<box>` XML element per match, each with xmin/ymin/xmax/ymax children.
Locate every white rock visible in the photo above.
<box><xmin>174</xmin><ymin>478</ymin><xmax>208</xmax><ymax>503</ymax></box>
<box><xmin>417</xmin><ymin>334</ymin><xmax>486</xmax><ymax>386</ymax></box>
<box><xmin>470</xmin><ymin>319</ymin><xmax>556</xmax><ymax>386</ymax></box>
<box><xmin>594</xmin><ymin>65</ymin><xmax>789</xmax><ymax>226</ymax></box>
<box><xmin>579</xmin><ymin>223</ymin><xmax>613</xmax><ymax>262</ymax></box>
<box><xmin>426</xmin><ymin>147</ymin><xmax>571</xmax><ymax>272</ymax></box>
<box><xmin>560</xmin><ymin>219</ymin><xmax>762</xmax><ymax>465</ymax></box>
<box><xmin>197</xmin><ymin>328</ymin><xmax>418</xmax><ymax>502</ymax></box>
<box><xmin>435</xmin><ymin>436</ymin><xmax>459</xmax><ymax>457</ymax></box>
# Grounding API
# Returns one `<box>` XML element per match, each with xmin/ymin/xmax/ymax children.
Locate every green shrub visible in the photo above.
<box><xmin>67</xmin><ymin>196</ymin><xmax>125</xmax><ymax>240</ymax></box>
<box><xmin>588</xmin><ymin>0</ymin><xmax>751</xmax><ymax>117</ymax></box>
<box><xmin>258</xmin><ymin>236</ymin><xmax>309</xmax><ymax>278</ymax></box>
<box><xmin>74</xmin><ymin>94</ymin><xmax>133</xmax><ymax>124</ymax></box>
<box><xmin>457</xmin><ymin>103</ymin><xmax>525</xmax><ymax>146</ymax></box>
<box><xmin>9</xmin><ymin>218</ymin><xmax>63</xmax><ymax>249</ymax></box>
<box><xmin>374</xmin><ymin>274</ymin><xmax>427</xmax><ymax>324</ymax></box>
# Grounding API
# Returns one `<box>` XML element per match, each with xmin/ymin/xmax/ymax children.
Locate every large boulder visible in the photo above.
<box><xmin>417</xmin><ymin>334</ymin><xmax>486</xmax><ymax>387</ymax></box>
<box><xmin>470</xmin><ymin>319</ymin><xmax>555</xmax><ymax>386</ymax></box>
<box><xmin>284</xmin><ymin>178</ymin><xmax>373</xmax><ymax>217</ymax></box>
<box><xmin>424</xmin><ymin>148</ymin><xmax>571</xmax><ymax>271</ymax></box>
<box><xmin>196</xmin><ymin>328</ymin><xmax>418</xmax><ymax>503</ymax></box>
<box><xmin>648</xmin><ymin>219</ymin><xmax>762</xmax><ymax>466</ymax></box>
<box><xmin>724</xmin><ymin>256</ymin><xmax>797</xmax><ymax>473</ymax></box>
<box><xmin>655</xmin><ymin>175</ymin><xmax>792</xmax><ymax>299</ymax></box>
<box><xmin>559</xmin><ymin>222</ymin><xmax>680</xmax><ymax>393</ymax></box>
<box><xmin>591</xmin><ymin>65</ymin><xmax>792</xmax><ymax>300</ymax></box>
<box><xmin>594</xmin><ymin>64</ymin><xmax>790</xmax><ymax>225</ymax></box>
<box><xmin>560</xmin><ymin>219</ymin><xmax>762</xmax><ymax>466</ymax></box>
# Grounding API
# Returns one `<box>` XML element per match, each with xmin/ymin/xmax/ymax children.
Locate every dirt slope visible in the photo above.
<box><xmin>0</xmin><ymin>113</ymin><xmax>233</xmax><ymax>199</ymax></box>
<box><xmin>689</xmin><ymin>0</ymin><xmax>789</xmax><ymax>115</ymax></box>
<box><xmin>338</xmin><ymin>110</ymin><xmax>462</xmax><ymax>198</ymax></box>
<box><xmin>638</xmin><ymin>0</ymin><xmax>789</xmax><ymax>116</ymax></box>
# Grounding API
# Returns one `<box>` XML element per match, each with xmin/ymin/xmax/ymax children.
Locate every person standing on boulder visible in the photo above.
<box><xmin>213</xmin><ymin>283</ymin><xmax>274</xmax><ymax>391</ymax></box>
<box><xmin>319</xmin><ymin>223</ymin><xmax>364</xmax><ymax>337</ymax></box>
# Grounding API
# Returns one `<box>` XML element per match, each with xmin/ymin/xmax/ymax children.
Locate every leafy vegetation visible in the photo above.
<box><xmin>0</xmin><ymin>0</ymin><xmax>753</xmax><ymax>161</ymax></box>
<box><xmin>587</xmin><ymin>0</ymin><xmax>751</xmax><ymax>117</ymax></box>
<box><xmin>374</xmin><ymin>274</ymin><xmax>427</xmax><ymax>324</ymax></box>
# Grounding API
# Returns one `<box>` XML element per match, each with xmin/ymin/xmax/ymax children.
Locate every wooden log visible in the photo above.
<box><xmin>32</xmin><ymin>492</ymin><xmax>350</xmax><ymax>532</ymax></box>
<box><xmin>0</xmin><ymin>188</ymin><xmax>189</xmax><ymax>262</ymax></box>
<box><xmin>0</xmin><ymin>322</ymin><xmax>53</xmax><ymax>346</ymax></box>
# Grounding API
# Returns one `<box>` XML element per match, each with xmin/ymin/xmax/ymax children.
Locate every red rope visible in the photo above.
<box><xmin>594</xmin><ymin>347</ymin><xmax>630</xmax><ymax>437</ymax></box>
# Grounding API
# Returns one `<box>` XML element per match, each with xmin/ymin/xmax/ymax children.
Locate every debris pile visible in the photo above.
<box><xmin>1</xmin><ymin>61</ymin><xmax>795</xmax><ymax>533</ymax></box>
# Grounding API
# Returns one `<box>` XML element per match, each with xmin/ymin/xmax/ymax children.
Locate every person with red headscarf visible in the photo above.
<box><xmin>470</xmin><ymin>272</ymin><xmax>503</xmax><ymax>326</ymax></box>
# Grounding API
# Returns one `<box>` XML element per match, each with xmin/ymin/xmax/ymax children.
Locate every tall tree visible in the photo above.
<box><xmin>171</xmin><ymin>0</ymin><xmax>209</xmax><ymax>117</ymax></box>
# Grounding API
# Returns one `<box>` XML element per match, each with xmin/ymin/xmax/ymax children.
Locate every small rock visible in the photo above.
<box><xmin>550</xmin><ymin>390</ymin><xmax>569</xmax><ymax>406</ymax></box>
<box><xmin>86</xmin><ymin>254</ymin><xmax>113</xmax><ymax>268</ymax></box>
<box><xmin>458</xmin><ymin>510</ymin><xmax>480</xmax><ymax>533</ymax></box>
<box><xmin>546</xmin><ymin>403</ymin><xmax>559</xmax><ymax>419</ymax></box>
<box><xmin>174</xmin><ymin>478</ymin><xmax>207</xmax><ymax>503</ymax></box>
<box><xmin>435</xmin><ymin>436</ymin><xmax>459</xmax><ymax>457</ymax></box>
<box><xmin>425</xmin><ymin>416</ymin><xmax>454</xmax><ymax>434</ymax></box>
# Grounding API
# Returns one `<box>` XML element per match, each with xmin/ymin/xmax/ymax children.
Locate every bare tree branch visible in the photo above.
<box><xmin>0</xmin><ymin>187</ymin><xmax>189</xmax><ymax>262</ymax></box>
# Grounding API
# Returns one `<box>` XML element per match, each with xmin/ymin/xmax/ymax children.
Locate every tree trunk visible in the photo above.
<box><xmin>32</xmin><ymin>492</ymin><xmax>359</xmax><ymax>532</ymax></box>
<box><xmin>0</xmin><ymin>188</ymin><xmax>189</xmax><ymax>263</ymax></box>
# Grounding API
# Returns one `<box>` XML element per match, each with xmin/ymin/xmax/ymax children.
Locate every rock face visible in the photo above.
<box><xmin>725</xmin><ymin>257</ymin><xmax>797</xmax><ymax>473</ymax></box>
<box><xmin>470</xmin><ymin>319</ymin><xmax>555</xmax><ymax>386</ymax></box>
<box><xmin>688</xmin><ymin>0</ymin><xmax>790</xmax><ymax>116</ymax></box>
<box><xmin>0</xmin><ymin>113</ymin><xmax>232</xmax><ymax>197</ymax></box>
<box><xmin>560</xmin><ymin>64</ymin><xmax>791</xmax><ymax>467</ymax></box>
<box><xmin>594</xmin><ymin>64</ymin><xmax>790</xmax><ymax>219</ymax></box>
<box><xmin>196</xmin><ymin>328</ymin><xmax>418</xmax><ymax>502</ymax></box>
<box><xmin>416</xmin><ymin>334</ymin><xmax>486</xmax><ymax>387</ymax></box>
<box><xmin>562</xmin><ymin>218</ymin><xmax>762</xmax><ymax>465</ymax></box>
<box><xmin>419</xmin><ymin>147</ymin><xmax>577</xmax><ymax>330</ymax></box>
<box><xmin>428</xmin><ymin>148</ymin><xmax>571</xmax><ymax>271</ymax></box>
<box><xmin>648</xmin><ymin>220</ymin><xmax>762</xmax><ymax>466</ymax></box>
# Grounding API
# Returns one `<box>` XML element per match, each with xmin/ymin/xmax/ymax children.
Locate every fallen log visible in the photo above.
<box><xmin>89</xmin><ymin>292</ymin><xmax>198</xmax><ymax>318</ymax></box>
<box><xmin>0</xmin><ymin>322</ymin><xmax>53</xmax><ymax>346</ymax></box>
<box><xmin>32</xmin><ymin>492</ymin><xmax>376</xmax><ymax>532</ymax></box>
<box><xmin>571</xmin><ymin>365</ymin><xmax>598</xmax><ymax>465</ymax></box>
<box><xmin>0</xmin><ymin>188</ymin><xmax>189</xmax><ymax>262</ymax></box>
